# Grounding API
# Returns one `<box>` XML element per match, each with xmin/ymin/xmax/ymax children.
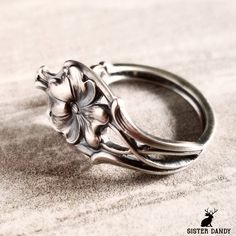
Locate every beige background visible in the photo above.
<box><xmin>0</xmin><ymin>0</ymin><xmax>236</xmax><ymax>235</ymax></box>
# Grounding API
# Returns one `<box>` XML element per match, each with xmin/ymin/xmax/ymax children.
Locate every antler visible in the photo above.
<box><xmin>205</xmin><ymin>208</ymin><xmax>209</xmax><ymax>213</ymax></box>
<box><xmin>212</xmin><ymin>208</ymin><xmax>218</xmax><ymax>214</ymax></box>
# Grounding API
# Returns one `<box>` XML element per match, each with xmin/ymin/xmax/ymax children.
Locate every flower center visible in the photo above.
<box><xmin>71</xmin><ymin>102</ymin><xmax>80</xmax><ymax>114</ymax></box>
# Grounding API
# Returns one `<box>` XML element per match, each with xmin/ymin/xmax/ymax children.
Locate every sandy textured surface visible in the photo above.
<box><xmin>0</xmin><ymin>0</ymin><xmax>236</xmax><ymax>235</ymax></box>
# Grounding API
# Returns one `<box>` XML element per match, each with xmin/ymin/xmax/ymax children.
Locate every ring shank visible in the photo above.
<box><xmin>104</xmin><ymin>63</ymin><xmax>215</xmax><ymax>151</ymax></box>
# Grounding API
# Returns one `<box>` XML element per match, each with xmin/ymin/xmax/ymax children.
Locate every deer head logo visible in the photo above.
<box><xmin>201</xmin><ymin>208</ymin><xmax>218</xmax><ymax>227</ymax></box>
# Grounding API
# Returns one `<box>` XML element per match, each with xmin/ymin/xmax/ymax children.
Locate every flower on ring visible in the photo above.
<box><xmin>35</xmin><ymin>64</ymin><xmax>109</xmax><ymax>148</ymax></box>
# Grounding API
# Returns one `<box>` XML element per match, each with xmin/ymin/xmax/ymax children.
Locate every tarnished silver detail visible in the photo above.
<box><xmin>35</xmin><ymin>60</ymin><xmax>215</xmax><ymax>175</ymax></box>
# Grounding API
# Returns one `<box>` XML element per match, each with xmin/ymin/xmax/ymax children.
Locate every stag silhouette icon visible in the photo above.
<box><xmin>201</xmin><ymin>208</ymin><xmax>218</xmax><ymax>227</ymax></box>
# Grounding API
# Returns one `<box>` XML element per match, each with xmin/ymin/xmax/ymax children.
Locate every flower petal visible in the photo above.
<box><xmin>35</xmin><ymin>66</ymin><xmax>49</xmax><ymax>91</ymax></box>
<box><xmin>50</xmin><ymin>113</ymin><xmax>71</xmax><ymax>132</ymax></box>
<box><xmin>50</xmin><ymin>113</ymin><xmax>82</xmax><ymax>144</ymax></box>
<box><xmin>84</xmin><ymin>122</ymin><xmax>100</xmax><ymax>148</ymax></box>
<box><xmin>68</xmin><ymin>66</ymin><xmax>83</xmax><ymax>97</ymax></box>
<box><xmin>64</xmin><ymin>115</ymin><xmax>82</xmax><ymax>144</ymax></box>
<box><xmin>49</xmin><ymin>96</ymin><xmax>70</xmax><ymax>117</ymax></box>
<box><xmin>83</xmin><ymin>104</ymin><xmax>109</xmax><ymax>126</ymax></box>
<box><xmin>82</xmin><ymin>104</ymin><xmax>109</xmax><ymax>148</ymax></box>
<box><xmin>68</xmin><ymin>66</ymin><xmax>96</xmax><ymax>107</ymax></box>
<box><xmin>49</xmin><ymin>77</ymin><xmax>73</xmax><ymax>102</ymax></box>
<box><xmin>77</xmin><ymin>80</ymin><xmax>96</xmax><ymax>107</ymax></box>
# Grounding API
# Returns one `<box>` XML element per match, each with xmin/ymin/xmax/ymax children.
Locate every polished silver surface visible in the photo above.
<box><xmin>35</xmin><ymin>60</ymin><xmax>215</xmax><ymax>175</ymax></box>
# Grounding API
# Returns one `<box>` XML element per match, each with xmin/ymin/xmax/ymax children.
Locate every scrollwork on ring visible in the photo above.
<box><xmin>35</xmin><ymin>60</ymin><xmax>215</xmax><ymax>175</ymax></box>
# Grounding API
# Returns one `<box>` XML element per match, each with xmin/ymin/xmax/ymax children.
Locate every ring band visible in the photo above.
<box><xmin>35</xmin><ymin>60</ymin><xmax>215</xmax><ymax>175</ymax></box>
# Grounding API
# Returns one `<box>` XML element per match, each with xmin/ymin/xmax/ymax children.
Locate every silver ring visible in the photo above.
<box><xmin>35</xmin><ymin>60</ymin><xmax>215</xmax><ymax>175</ymax></box>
